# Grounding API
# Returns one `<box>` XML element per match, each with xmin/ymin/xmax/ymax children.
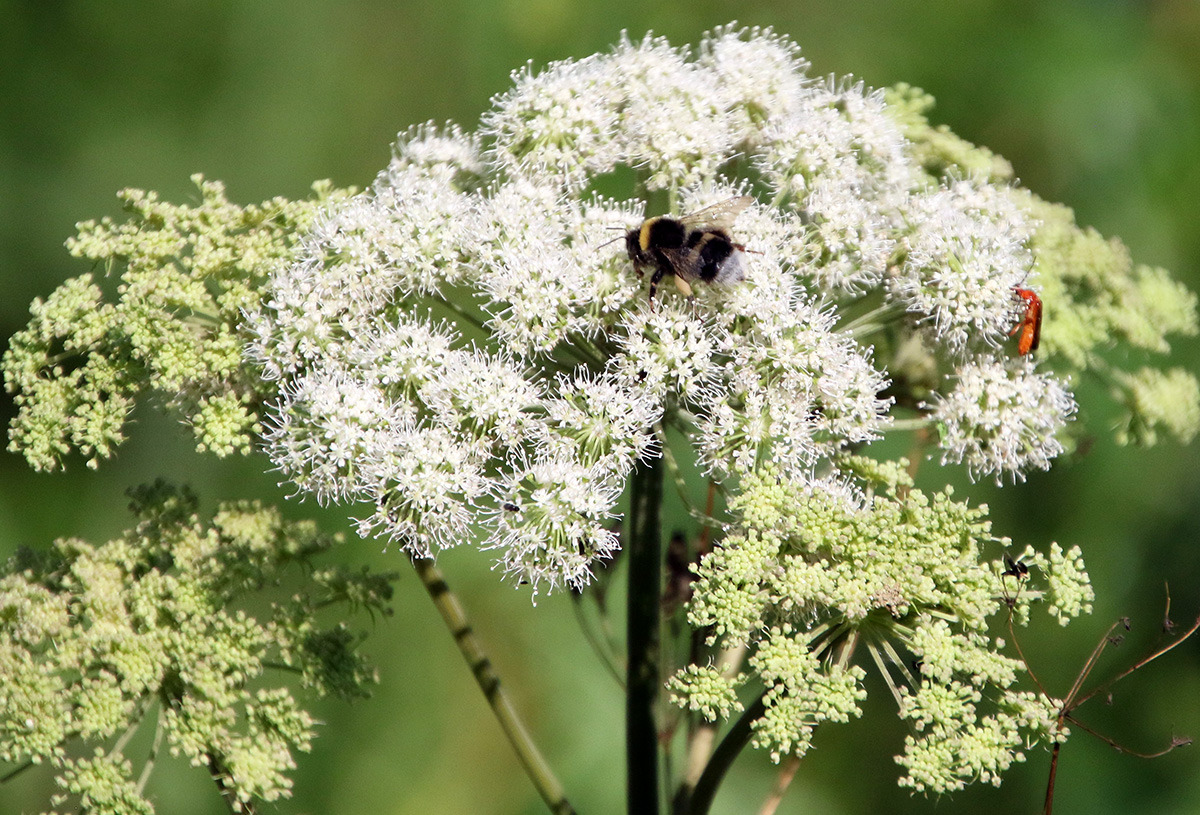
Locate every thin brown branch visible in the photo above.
<box><xmin>1061</xmin><ymin>618</ymin><xmax>1127</xmax><ymax>709</ymax></box>
<box><xmin>1038</xmin><ymin>597</ymin><xmax>1200</xmax><ymax>814</ymax></box>
<box><xmin>1065</xmin><ymin>714</ymin><xmax>1192</xmax><ymax>759</ymax></box>
<box><xmin>1043</xmin><ymin>739</ymin><xmax>1061</xmax><ymax>815</ymax></box>
<box><xmin>1072</xmin><ymin>612</ymin><xmax>1200</xmax><ymax>710</ymax></box>
<box><xmin>1006</xmin><ymin>614</ymin><xmax>1052</xmax><ymax>700</ymax></box>
<box><xmin>757</xmin><ymin>754</ymin><xmax>801</xmax><ymax>815</ymax></box>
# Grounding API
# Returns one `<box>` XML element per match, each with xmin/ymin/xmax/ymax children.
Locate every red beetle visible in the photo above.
<box><xmin>1010</xmin><ymin>287</ymin><xmax>1042</xmax><ymax>355</ymax></box>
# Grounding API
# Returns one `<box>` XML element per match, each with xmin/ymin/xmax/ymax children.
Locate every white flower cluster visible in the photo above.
<box><xmin>248</xmin><ymin>25</ymin><xmax>1075</xmax><ymax>592</ymax></box>
<box><xmin>928</xmin><ymin>357</ymin><xmax>1076</xmax><ymax>483</ymax></box>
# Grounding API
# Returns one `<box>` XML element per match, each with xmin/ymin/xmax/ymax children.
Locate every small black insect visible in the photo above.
<box><xmin>1002</xmin><ymin>556</ymin><xmax>1029</xmax><ymax>578</ymax></box>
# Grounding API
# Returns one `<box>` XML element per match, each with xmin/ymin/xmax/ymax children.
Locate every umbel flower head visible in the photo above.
<box><xmin>247</xmin><ymin>25</ymin><xmax>1198</xmax><ymax>596</ymax></box>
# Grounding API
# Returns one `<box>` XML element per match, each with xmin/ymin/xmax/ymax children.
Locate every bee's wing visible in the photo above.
<box><xmin>656</xmin><ymin>246</ymin><xmax>697</xmax><ymax>282</ymax></box>
<box><xmin>676</xmin><ymin>196</ymin><xmax>754</xmax><ymax>231</ymax></box>
<box><xmin>657</xmin><ymin>242</ymin><xmax>747</xmax><ymax>286</ymax></box>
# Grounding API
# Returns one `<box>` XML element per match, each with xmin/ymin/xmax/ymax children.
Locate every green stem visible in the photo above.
<box><xmin>434</xmin><ymin>290</ymin><xmax>490</xmax><ymax>335</ymax></box>
<box><xmin>572</xmin><ymin>592</ymin><xmax>626</xmax><ymax>688</ymax></box>
<box><xmin>259</xmin><ymin>661</ymin><xmax>305</xmax><ymax>674</ymax></box>
<box><xmin>661</xmin><ymin>441</ymin><xmax>698</xmax><ymax>517</ymax></box>
<box><xmin>410</xmin><ymin>556</ymin><xmax>576</xmax><ymax>815</ymax></box>
<box><xmin>688</xmin><ymin>694</ymin><xmax>768</xmax><ymax>815</ymax></box>
<box><xmin>839</xmin><ymin>302</ymin><xmax>905</xmax><ymax>337</ymax></box>
<box><xmin>627</xmin><ymin>454</ymin><xmax>664</xmax><ymax>815</ymax></box>
<box><xmin>889</xmin><ymin>417</ymin><xmax>933</xmax><ymax>432</ymax></box>
<box><xmin>136</xmin><ymin>707</ymin><xmax>165</xmax><ymax>795</ymax></box>
<box><xmin>109</xmin><ymin>693</ymin><xmax>153</xmax><ymax>759</ymax></box>
<box><xmin>0</xmin><ymin>761</ymin><xmax>34</xmax><ymax>784</ymax></box>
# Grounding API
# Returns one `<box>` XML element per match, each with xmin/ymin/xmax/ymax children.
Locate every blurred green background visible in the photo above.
<box><xmin>2</xmin><ymin>1</ymin><xmax>1199</xmax><ymax>813</ymax></box>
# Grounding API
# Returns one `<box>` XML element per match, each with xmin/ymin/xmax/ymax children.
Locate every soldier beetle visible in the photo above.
<box><xmin>1011</xmin><ymin>287</ymin><xmax>1042</xmax><ymax>355</ymax></box>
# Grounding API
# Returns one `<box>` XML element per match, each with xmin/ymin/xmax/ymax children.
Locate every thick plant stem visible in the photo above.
<box><xmin>410</xmin><ymin>556</ymin><xmax>577</xmax><ymax>815</ymax></box>
<box><xmin>627</xmin><ymin>454</ymin><xmax>664</xmax><ymax>815</ymax></box>
<box><xmin>689</xmin><ymin>694</ymin><xmax>768</xmax><ymax>815</ymax></box>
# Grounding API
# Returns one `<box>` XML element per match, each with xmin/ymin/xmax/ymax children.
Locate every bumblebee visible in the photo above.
<box><xmin>624</xmin><ymin>195</ymin><xmax>754</xmax><ymax>301</ymax></box>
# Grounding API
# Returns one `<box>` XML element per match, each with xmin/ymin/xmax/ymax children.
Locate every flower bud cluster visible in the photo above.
<box><xmin>676</xmin><ymin>463</ymin><xmax>1085</xmax><ymax>790</ymax></box>
<box><xmin>0</xmin><ymin>482</ymin><xmax>392</xmax><ymax>813</ymax></box>
<box><xmin>3</xmin><ymin>177</ymin><xmax>351</xmax><ymax>472</ymax></box>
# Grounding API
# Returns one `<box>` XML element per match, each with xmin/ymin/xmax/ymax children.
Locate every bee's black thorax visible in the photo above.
<box><xmin>627</xmin><ymin>216</ymin><xmax>686</xmax><ymax>270</ymax></box>
<box><xmin>643</xmin><ymin>217</ymin><xmax>686</xmax><ymax>251</ymax></box>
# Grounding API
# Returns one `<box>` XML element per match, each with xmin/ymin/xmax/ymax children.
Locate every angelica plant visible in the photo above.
<box><xmin>4</xmin><ymin>23</ymin><xmax>1198</xmax><ymax>815</ymax></box>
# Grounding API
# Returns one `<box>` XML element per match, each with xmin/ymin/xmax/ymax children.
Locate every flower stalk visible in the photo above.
<box><xmin>409</xmin><ymin>556</ymin><xmax>577</xmax><ymax>815</ymax></box>
<box><xmin>627</xmin><ymin>453</ymin><xmax>665</xmax><ymax>815</ymax></box>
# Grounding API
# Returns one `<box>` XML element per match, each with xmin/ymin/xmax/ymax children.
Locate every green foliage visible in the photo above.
<box><xmin>0</xmin><ymin>482</ymin><xmax>394</xmax><ymax>814</ymax></box>
<box><xmin>1113</xmin><ymin>367</ymin><xmax>1200</xmax><ymax>446</ymax></box>
<box><xmin>2</xmin><ymin>177</ymin><xmax>355</xmax><ymax>472</ymax></box>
